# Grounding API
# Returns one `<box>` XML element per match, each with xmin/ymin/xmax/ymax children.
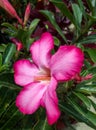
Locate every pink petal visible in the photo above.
<box><xmin>30</xmin><ymin>32</ymin><xmax>54</xmax><ymax>69</ymax></box>
<box><xmin>50</xmin><ymin>45</ymin><xmax>84</xmax><ymax>81</ymax></box>
<box><xmin>41</xmin><ymin>77</ymin><xmax>60</xmax><ymax>125</ymax></box>
<box><xmin>13</xmin><ymin>59</ymin><xmax>39</xmax><ymax>86</ymax></box>
<box><xmin>16</xmin><ymin>82</ymin><xmax>47</xmax><ymax>114</ymax></box>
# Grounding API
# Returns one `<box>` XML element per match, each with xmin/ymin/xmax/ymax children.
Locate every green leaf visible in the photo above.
<box><xmin>90</xmin><ymin>98</ymin><xmax>96</xmax><ymax>111</ymax></box>
<box><xmin>86</xmin><ymin>48</ymin><xmax>96</xmax><ymax>63</ymax></box>
<box><xmin>0</xmin><ymin>73</ymin><xmax>20</xmax><ymax>89</ymax></box>
<box><xmin>67</xmin><ymin>98</ymin><xmax>96</xmax><ymax>129</ymax></box>
<box><xmin>73</xmin><ymin>92</ymin><xmax>92</xmax><ymax>109</ymax></box>
<box><xmin>86</xmin><ymin>0</ymin><xmax>93</xmax><ymax>10</ymax></box>
<box><xmin>40</xmin><ymin>10</ymin><xmax>67</xmax><ymax>43</ymax></box>
<box><xmin>2</xmin><ymin>43</ymin><xmax>16</xmax><ymax>64</ymax></box>
<box><xmin>1</xmin><ymin>23</ymin><xmax>17</xmax><ymax>36</ymax></box>
<box><xmin>0</xmin><ymin>53</ymin><xmax>2</xmax><ymax>67</ymax></box>
<box><xmin>76</xmin><ymin>84</ymin><xmax>96</xmax><ymax>94</ymax></box>
<box><xmin>29</xmin><ymin>18</ymin><xmax>40</xmax><ymax>34</ymax></box>
<box><xmin>0</xmin><ymin>44</ymin><xmax>6</xmax><ymax>53</ymax></box>
<box><xmin>33</xmin><ymin>119</ymin><xmax>53</xmax><ymax>130</ymax></box>
<box><xmin>59</xmin><ymin>102</ymin><xmax>91</xmax><ymax>124</ymax></box>
<box><xmin>77</xmin><ymin>0</ymin><xmax>87</xmax><ymax>20</ymax></box>
<box><xmin>72</xmin><ymin>3</ymin><xmax>82</xmax><ymax>28</ymax></box>
<box><xmin>78</xmin><ymin>34</ymin><xmax>96</xmax><ymax>44</ymax></box>
<box><xmin>33</xmin><ymin>108</ymin><xmax>54</xmax><ymax>130</ymax></box>
<box><xmin>50</xmin><ymin>0</ymin><xmax>75</xmax><ymax>25</ymax></box>
<box><xmin>1</xmin><ymin>23</ymin><xmax>17</xmax><ymax>32</ymax></box>
<box><xmin>54</xmin><ymin>36</ymin><xmax>60</xmax><ymax>46</ymax></box>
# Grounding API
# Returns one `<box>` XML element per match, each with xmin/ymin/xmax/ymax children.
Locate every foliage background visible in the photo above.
<box><xmin>0</xmin><ymin>0</ymin><xmax>96</xmax><ymax>130</ymax></box>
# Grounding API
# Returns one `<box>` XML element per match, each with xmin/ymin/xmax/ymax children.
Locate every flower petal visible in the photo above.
<box><xmin>30</xmin><ymin>32</ymin><xmax>54</xmax><ymax>69</ymax></box>
<box><xmin>41</xmin><ymin>77</ymin><xmax>60</xmax><ymax>125</ymax></box>
<box><xmin>13</xmin><ymin>59</ymin><xmax>39</xmax><ymax>86</ymax></box>
<box><xmin>50</xmin><ymin>45</ymin><xmax>84</xmax><ymax>81</ymax></box>
<box><xmin>16</xmin><ymin>82</ymin><xmax>47</xmax><ymax>114</ymax></box>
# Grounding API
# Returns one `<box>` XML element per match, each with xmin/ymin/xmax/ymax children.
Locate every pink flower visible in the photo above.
<box><xmin>13</xmin><ymin>32</ymin><xmax>84</xmax><ymax>125</ymax></box>
<box><xmin>23</xmin><ymin>3</ymin><xmax>31</xmax><ymax>26</ymax></box>
<box><xmin>10</xmin><ymin>38</ymin><xmax>23</xmax><ymax>51</ymax></box>
<box><xmin>0</xmin><ymin>0</ymin><xmax>22</xmax><ymax>24</ymax></box>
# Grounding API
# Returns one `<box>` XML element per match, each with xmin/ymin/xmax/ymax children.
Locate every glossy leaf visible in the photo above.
<box><xmin>77</xmin><ymin>0</ymin><xmax>87</xmax><ymax>20</ymax></box>
<box><xmin>0</xmin><ymin>53</ymin><xmax>2</xmax><ymax>67</ymax></box>
<box><xmin>33</xmin><ymin>119</ymin><xmax>53</xmax><ymax>130</ymax></box>
<box><xmin>2</xmin><ymin>43</ymin><xmax>16</xmax><ymax>64</ymax></box>
<box><xmin>1</xmin><ymin>23</ymin><xmax>17</xmax><ymax>36</ymax></box>
<box><xmin>78</xmin><ymin>34</ymin><xmax>96</xmax><ymax>44</ymax></box>
<box><xmin>29</xmin><ymin>18</ymin><xmax>40</xmax><ymax>34</ymax></box>
<box><xmin>0</xmin><ymin>73</ymin><xmax>20</xmax><ymax>89</ymax></box>
<box><xmin>67</xmin><ymin>98</ymin><xmax>96</xmax><ymax>129</ymax></box>
<box><xmin>73</xmin><ymin>92</ymin><xmax>92</xmax><ymax>109</ymax></box>
<box><xmin>50</xmin><ymin>0</ymin><xmax>75</xmax><ymax>25</ymax></box>
<box><xmin>0</xmin><ymin>44</ymin><xmax>6</xmax><ymax>53</ymax></box>
<box><xmin>72</xmin><ymin>3</ymin><xmax>82</xmax><ymax>28</ymax></box>
<box><xmin>76</xmin><ymin>84</ymin><xmax>96</xmax><ymax>94</ymax></box>
<box><xmin>40</xmin><ymin>10</ymin><xmax>67</xmax><ymax>42</ymax></box>
<box><xmin>59</xmin><ymin>102</ymin><xmax>94</xmax><ymax>127</ymax></box>
<box><xmin>86</xmin><ymin>0</ymin><xmax>93</xmax><ymax>10</ymax></box>
<box><xmin>86</xmin><ymin>48</ymin><xmax>96</xmax><ymax>63</ymax></box>
<box><xmin>54</xmin><ymin>36</ymin><xmax>60</xmax><ymax>46</ymax></box>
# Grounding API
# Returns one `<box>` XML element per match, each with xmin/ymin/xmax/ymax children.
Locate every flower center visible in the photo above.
<box><xmin>34</xmin><ymin>75</ymin><xmax>51</xmax><ymax>81</ymax></box>
<box><xmin>34</xmin><ymin>69</ymin><xmax>51</xmax><ymax>81</ymax></box>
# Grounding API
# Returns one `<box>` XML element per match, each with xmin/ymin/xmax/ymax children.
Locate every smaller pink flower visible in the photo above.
<box><xmin>0</xmin><ymin>0</ymin><xmax>22</xmax><ymax>24</ymax></box>
<box><xmin>11</xmin><ymin>38</ymin><xmax>23</xmax><ymax>51</ymax></box>
<box><xmin>14</xmin><ymin>32</ymin><xmax>84</xmax><ymax>125</ymax></box>
<box><xmin>74</xmin><ymin>73</ymin><xmax>92</xmax><ymax>83</ymax></box>
<box><xmin>23</xmin><ymin>3</ymin><xmax>31</xmax><ymax>26</ymax></box>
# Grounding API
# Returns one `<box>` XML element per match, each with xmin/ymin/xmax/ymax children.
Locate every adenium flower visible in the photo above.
<box><xmin>0</xmin><ymin>0</ymin><xmax>22</xmax><ymax>24</ymax></box>
<box><xmin>10</xmin><ymin>38</ymin><xmax>23</xmax><ymax>51</ymax></box>
<box><xmin>74</xmin><ymin>73</ymin><xmax>92</xmax><ymax>83</ymax></box>
<box><xmin>13</xmin><ymin>32</ymin><xmax>84</xmax><ymax>125</ymax></box>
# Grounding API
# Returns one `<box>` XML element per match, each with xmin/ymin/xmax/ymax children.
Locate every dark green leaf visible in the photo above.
<box><xmin>0</xmin><ymin>53</ymin><xmax>2</xmax><ymax>67</ymax></box>
<box><xmin>73</xmin><ymin>92</ymin><xmax>92</xmax><ymax>109</ymax></box>
<box><xmin>77</xmin><ymin>0</ymin><xmax>87</xmax><ymax>20</ymax></box>
<box><xmin>67</xmin><ymin>98</ymin><xmax>96</xmax><ymax>129</ymax></box>
<box><xmin>0</xmin><ymin>73</ymin><xmax>20</xmax><ymax>89</ymax></box>
<box><xmin>86</xmin><ymin>0</ymin><xmax>93</xmax><ymax>10</ymax></box>
<box><xmin>72</xmin><ymin>4</ymin><xmax>82</xmax><ymax>28</ymax></box>
<box><xmin>1</xmin><ymin>23</ymin><xmax>17</xmax><ymax>36</ymax></box>
<box><xmin>40</xmin><ymin>10</ymin><xmax>67</xmax><ymax>42</ymax></box>
<box><xmin>59</xmin><ymin>102</ymin><xmax>91</xmax><ymax>124</ymax></box>
<box><xmin>33</xmin><ymin>119</ymin><xmax>53</xmax><ymax>130</ymax></box>
<box><xmin>29</xmin><ymin>18</ymin><xmax>40</xmax><ymax>34</ymax></box>
<box><xmin>50</xmin><ymin>0</ymin><xmax>75</xmax><ymax>25</ymax></box>
<box><xmin>90</xmin><ymin>98</ymin><xmax>96</xmax><ymax>111</ymax></box>
<box><xmin>2</xmin><ymin>43</ymin><xmax>16</xmax><ymax>64</ymax></box>
<box><xmin>1</xmin><ymin>23</ymin><xmax>17</xmax><ymax>32</ymax></box>
<box><xmin>86</xmin><ymin>48</ymin><xmax>96</xmax><ymax>63</ymax></box>
<box><xmin>78</xmin><ymin>34</ymin><xmax>96</xmax><ymax>44</ymax></box>
<box><xmin>76</xmin><ymin>84</ymin><xmax>96</xmax><ymax>94</ymax></box>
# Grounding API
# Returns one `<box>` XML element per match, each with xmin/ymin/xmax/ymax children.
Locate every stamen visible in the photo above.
<box><xmin>34</xmin><ymin>76</ymin><xmax>51</xmax><ymax>81</ymax></box>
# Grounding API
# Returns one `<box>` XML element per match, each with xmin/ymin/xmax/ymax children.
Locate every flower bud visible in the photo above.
<box><xmin>23</xmin><ymin>3</ymin><xmax>31</xmax><ymax>26</ymax></box>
